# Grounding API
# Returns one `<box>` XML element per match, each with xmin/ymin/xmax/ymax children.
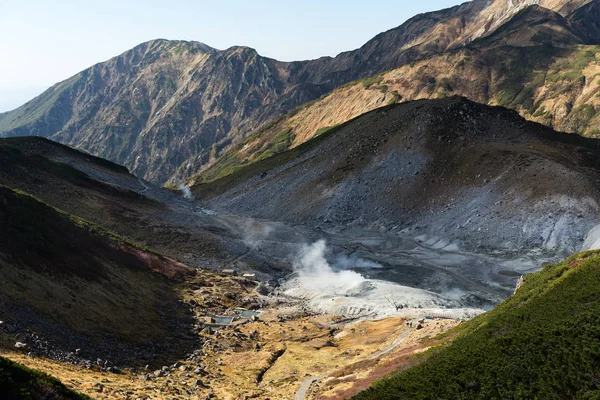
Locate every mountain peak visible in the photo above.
<box><xmin>135</xmin><ymin>38</ymin><xmax>216</xmax><ymax>53</ymax></box>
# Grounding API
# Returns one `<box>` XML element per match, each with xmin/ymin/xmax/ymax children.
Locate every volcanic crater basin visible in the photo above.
<box><xmin>181</xmin><ymin>97</ymin><xmax>600</xmax><ymax>318</ymax></box>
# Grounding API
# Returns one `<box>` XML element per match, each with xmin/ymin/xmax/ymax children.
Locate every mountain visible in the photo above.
<box><xmin>351</xmin><ymin>249</ymin><xmax>600</xmax><ymax>399</ymax></box>
<box><xmin>192</xmin><ymin>4</ymin><xmax>600</xmax><ymax>185</ymax></box>
<box><xmin>0</xmin><ymin>136</ymin><xmax>295</xmax><ymax>278</ymax></box>
<box><xmin>193</xmin><ymin>97</ymin><xmax>600</xmax><ymax>257</ymax></box>
<box><xmin>0</xmin><ymin>184</ymin><xmax>199</xmax><ymax>366</ymax></box>
<box><xmin>0</xmin><ymin>0</ymin><xmax>595</xmax><ymax>184</ymax></box>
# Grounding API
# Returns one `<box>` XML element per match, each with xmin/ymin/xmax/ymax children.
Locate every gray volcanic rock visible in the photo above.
<box><xmin>196</xmin><ymin>97</ymin><xmax>600</xmax><ymax>257</ymax></box>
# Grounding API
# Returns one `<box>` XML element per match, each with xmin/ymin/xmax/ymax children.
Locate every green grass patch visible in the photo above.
<box><xmin>315</xmin><ymin>124</ymin><xmax>340</xmax><ymax>137</ymax></box>
<box><xmin>362</xmin><ymin>76</ymin><xmax>384</xmax><ymax>89</ymax></box>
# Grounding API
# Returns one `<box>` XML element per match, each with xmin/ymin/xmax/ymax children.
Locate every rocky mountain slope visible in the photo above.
<box><xmin>194</xmin><ymin>4</ymin><xmax>600</xmax><ymax>185</ymax></box>
<box><xmin>352</xmin><ymin>249</ymin><xmax>600</xmax><ymax>399</ymax></box>
<box><xmin>0</xmin><ymin>136</ymin><xmax>299</xmax><ymax>278</ymax></box>
<box><xmin>194</xmin><ymin>97</ymin><xmax>600</xmax><ymax>257</ymax></box>
<box><xmin>1</xmin><ymin>0</ymin><xmax>596</xmax><ymax>184</ymax></box>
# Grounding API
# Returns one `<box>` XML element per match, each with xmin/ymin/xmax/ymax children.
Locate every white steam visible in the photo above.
<box><xmin>294</xmin><ymin>240</ymin><xmax>367</xmax><ymax>294</ymax></box>
<box><xmin>582</xmin><ymin>224</ymin><xmax>600</xmax><ymax>250</ymax></box>
<box><xmin>283</xmin><ymin>240</ymin><xmax>485</xmax><ymax>320</ymax></box>
<box><xmin>241</xmin><ymin>219</ymin><xmax>275</xmax><ymax>249</ymax></box>
<box><xmin>174</xmin><ymin>177</ymin><xmax>193</xmax><ymax>200</ymax></box>
<box><xmin>333</xmin><ymin>254</ymin><xmax>384</xmax><ymax>270</ymax></box>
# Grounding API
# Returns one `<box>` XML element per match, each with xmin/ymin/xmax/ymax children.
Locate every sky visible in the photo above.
<box><xmin>0</xmin><ymin>0</ymin><xmax>462</xmax><ymax>112</ymax></box>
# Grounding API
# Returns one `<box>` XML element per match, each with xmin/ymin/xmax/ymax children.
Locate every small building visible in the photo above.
<box><xmin>242</xmin><ymin>273</ymin><xmax>256</xmax><ymax>279</ymax></box>
<box><xmin>221</xmin><ymin>269</ymin><xmax>237</xmax><ymax>275</ymax></box>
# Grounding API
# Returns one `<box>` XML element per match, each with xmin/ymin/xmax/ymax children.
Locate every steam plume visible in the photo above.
<box><xmin>294</xmin><ymin>240</ymin><xmax>367</xmax><ymax>294</ymax></box>
<box><xmin>174</xmin><ymin>177</ymin><xmax>193</xmax><ymax>200</ymax></box>
<box><xmin>241</xmin><ymin>219</ymin><xmax>274</xmax><ymax>249</ymax></box>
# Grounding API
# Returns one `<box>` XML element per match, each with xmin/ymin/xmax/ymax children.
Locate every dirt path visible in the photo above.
<box><xmin>294</xmin><ymin>327</ymin><xmax>411</xmax><ymax>400</ymax></box>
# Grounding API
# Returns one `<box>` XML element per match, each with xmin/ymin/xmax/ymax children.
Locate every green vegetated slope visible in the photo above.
<box><xmin>354</xmin><ymin>250</ymin><xmax>600</xmax><ymax>399</ymax></box>
<box><xmin>0</xmin><ymin>356</ymin><xmax>89</xmax><ymax>400</ymax></box>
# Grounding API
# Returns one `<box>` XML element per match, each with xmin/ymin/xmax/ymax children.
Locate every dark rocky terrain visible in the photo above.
<box><xmin>1</xmin><ymin>1</ymin><xmax>597</xmax><ymax>185</ymax></box>
<box><xmin>195</xmin><ymin>97</ymin><xmax>600</xmax><ymax>258</ymax></box>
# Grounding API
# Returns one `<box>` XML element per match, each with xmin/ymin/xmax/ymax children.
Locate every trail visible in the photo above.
<box><xmin>137</xmin><ymin>178</ymin><xmax>149</xmax><ymax>193</ymax></box>
<box><xmin>294</xmin><ymin>327</ymin><xmax>411</xmax><ymax>400</ymax></box>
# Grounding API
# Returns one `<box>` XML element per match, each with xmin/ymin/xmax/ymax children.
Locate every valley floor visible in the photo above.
<box><xmin>1</xmin><ymin>300</ymin><xmax>459</xmax><ymax>400</ymax></box>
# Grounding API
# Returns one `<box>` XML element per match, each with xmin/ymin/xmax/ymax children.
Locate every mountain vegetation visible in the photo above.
<box><xmin>0</xmin><ymin>356</ymin><xmax>89</xmax><ymax>400</ymax></box>
<box><xmin>353</xmin><ymin>249</ymin><xmax>600</xmax><ymax>399</ymax></box>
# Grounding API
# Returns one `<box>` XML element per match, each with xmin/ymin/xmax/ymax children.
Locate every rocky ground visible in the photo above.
<box><xmin>1</xmin><ymin>289</ymin><xmax>456</xmax><ymax>400</ymax></box>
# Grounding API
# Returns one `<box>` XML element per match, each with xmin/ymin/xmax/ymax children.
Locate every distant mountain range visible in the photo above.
<box><xmin>1</xmin><ymin>0</ymin><xmax>598</xmax><ymax>185</ymax></box>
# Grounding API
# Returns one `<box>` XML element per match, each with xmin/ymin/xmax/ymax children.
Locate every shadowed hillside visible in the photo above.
<box><xmin>0</xmin><ymin>136</ymin><xmax>231</xmax><ymax>270</ymax></box>
<box><xmin>0</xmin><ymin>356</ymin><xmax>89</xmax><ymax>400</ymax></box>
<box><xmin>0</xmin><ymin>185</ymin><xmax>196</xmax><ymax>366</ymax></box>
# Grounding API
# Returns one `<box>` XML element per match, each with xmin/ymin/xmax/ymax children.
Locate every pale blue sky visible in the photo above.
<box><xmin>0</xmin><ymin>0</ymin><xmax>463</xmax><ymax>112</ymax></box>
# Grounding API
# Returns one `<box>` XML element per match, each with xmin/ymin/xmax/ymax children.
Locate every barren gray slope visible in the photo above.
<box><xmin>197</xmin><ymin>97</ymin><xmax>600</xmax><ymax>257</ymax></box>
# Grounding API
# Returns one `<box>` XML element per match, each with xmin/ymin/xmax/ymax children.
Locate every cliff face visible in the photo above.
<box><xmin>0</xmin><ymin>0</ymin><xmax>595</xmax><ymax>183</ymax></box>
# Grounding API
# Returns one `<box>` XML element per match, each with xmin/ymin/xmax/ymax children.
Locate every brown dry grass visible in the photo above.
<box><xmin>315</xmin><ymin>319</ymin><xmax>460</xmax><ymax>400</ymax></box>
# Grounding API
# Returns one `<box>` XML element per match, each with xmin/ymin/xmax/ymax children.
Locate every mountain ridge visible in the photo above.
<box><xmin>193</xmin><ymin>4</ymin><xmax>600</xmax><ymax>185</ymax></box>
<box><xmin>194</xmin><ymin>96</ymin><xmax>600</xmax><ymax>256</ymax></box>
<box><xmin>2</xmin><ymin>0</ymin><xmax>596</xmax><ymax>184</ymax></box>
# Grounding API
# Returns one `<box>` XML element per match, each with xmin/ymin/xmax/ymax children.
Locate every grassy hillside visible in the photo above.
<box><xmin>0</xmin><ymin>356</ymin><xmax>89</xmax><ymax>400</ymax></box>
<box><xmin>0</xmin><ymin>184</ymin><xmax>196</xmax><ymax>365</ymax></box>
<box><xmin>353</xmin><ymin>250</ymin><xmax>600</xmax><ymax>399</ymax></box>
